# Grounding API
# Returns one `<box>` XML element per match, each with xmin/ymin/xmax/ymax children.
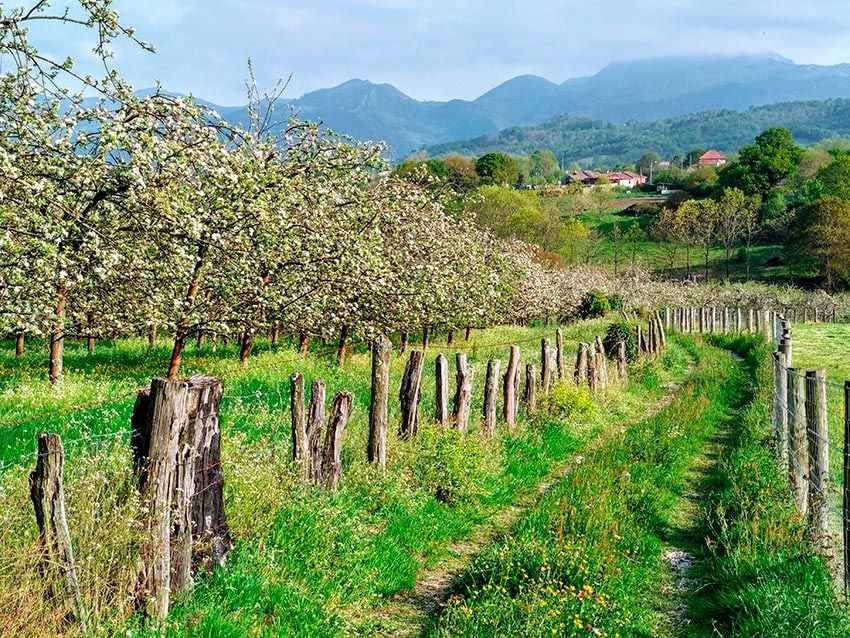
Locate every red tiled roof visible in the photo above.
<box><xmin>700</xmin><ymin>150</ymin><xmax>726</xmax><ymax>160</ymax></box>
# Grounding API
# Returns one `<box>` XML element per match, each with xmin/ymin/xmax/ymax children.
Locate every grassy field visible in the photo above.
<box><xmin>577</xmin><ymin>207</ymin><xmax>788</xmax><ymax>284</ymax></box>
<box><xmin>789</xmin><ymin>322</ymin><xmax>850</xmax><ymax>581</ymax></box>
<box><xmin>0</xmin><ymin>321</ymin><xmax>689</xmax><ymax>636</ymax></box>
<box><xmin>2</xmin><ymin>323</ymin><xmax>847</xmax><ymax>636</ymax></box>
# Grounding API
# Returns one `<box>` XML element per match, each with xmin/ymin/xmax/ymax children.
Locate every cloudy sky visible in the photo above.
<box><xmin>34</xmin><ymin>0</ymin><xmax>850</xmax><ymax>105</ymax></box>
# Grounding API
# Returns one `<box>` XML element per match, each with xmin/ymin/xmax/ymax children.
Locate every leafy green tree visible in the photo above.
<box><xmin>815</xmin><ymin>154</ymin><xmax>850</xmax><ymax>200</ymax></box>
<box><xmin>787</xmin><ymin>196</ymin><xmax>850</xmax><ymax>290</ymax></box>
<box><xmin>635</xmin><ymin>151</ymin><xmax>661</xmax><ymax>176</ymax></box>
<box><xmin>475</xmin><ymin>152</ymin><xmax>520</xmax><ymax>186</ymax></box>
<box><xmin>442</xmin><ymin>155</ymin><xmax>480</xmax><ymax>192</ymax></box>
<box><xmin>719</xmin><ymin>128</ymin><xmax>803</xmax><ymax>197</ymax></box>
<box><xmin>715</xmin><ymin>188</ymin><xmax>758</xmax><ymax>279</ymax></box>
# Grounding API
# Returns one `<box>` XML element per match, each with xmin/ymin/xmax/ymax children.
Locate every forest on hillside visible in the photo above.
<box><xmin>423</xmin><ymin>99</ymin><xmax>850</xmax><ymax>168</ymax></box>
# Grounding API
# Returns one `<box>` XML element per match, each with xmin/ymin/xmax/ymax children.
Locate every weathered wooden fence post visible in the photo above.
<box><xmin>541</xmin><ymin>338</ymin><xmax>553</xmax><ymax>394</ymax></box>
<box><xmin>133</xmin><ymin>378</ymin><xmax>185</xmax><ymax>623</ymax></box>
<box><xmin>617</xmin><ymin>341</ymin><xmax>628</xmax><ymax>381</ymax></box>
<box><xmin>29</xmin><ymin>433</ymin><xmax>85</xmax><ymax>627</ymax></box>
<box><xmin>595</xmin><ymin>336</ymin><xmax>608</xmax><ymax>387</ymax></box>
<box><xmin>503</xmin><ymin>346</ymin><xmax>521</xmax><ymax>426</ymax></box>
<box><xmin>399</xmin><ymin>350</ymin><xmax>425</xmax><ymax>438</ymax></box>
<box><xmin>291</xmin><ymin>373</ymin><xmax>308</xmax><ymax>482</ymax></box>
<box><xmin>523</xmin><ymin>363</ymin><xmax>537</xmax><ymax>412</ymax></box>
<box><xmin>484</xmin><ymin>359</ymin><xmax>501</xmax><ymax>436</ymax></box>
<box><xmin>773</xmin><ymin>352</ymin><xmax>789</xmax><ymax>471</ymax></box>
<box><xmin>844</xmin><ymin>381</ymin><xmax>850</xmax><ymax>592</ymax></box>
<box><xmin>322</xmin><ymin>392</ymin><xmax>353</xmax><ymax>492</ymax></box>
<box><xmin>435</xmin><ymin>353</ymin><xmax>450</xmax><ymax>427</ymax></box>
<box><xmin>656</xmin><ymin>311</ymin><xmax>667</xmax><ymax>349</ymax></box>
<box><xmin>748</xmin><ymin>308</ymin><xmax>755</xmax><ymax>333</ymax></box>
<box><xmin>806</xmin><ymin>369</ymin><xmax>829</xmax><ymax>542</ymax></box>
<box><xmin>307</xmin><ymin>380</ymin><xmax>326</xmax><ymax>482</ymax></box>
<box><xmin>575</xmin><ymin>342</ymin><xmax>588</xmax><ymax>387</ymax></box>
<box><xmin>555</xmin><ymin>328</ymin><xmax>565</xmax><ymax>379</ymax></box>
<box><xmin>588</xmin><ymin>345</ymin><xmax>599</xmax><ymax>395</ymax></box>
<box><xmin>453</xmin><ymin>353</ymin><xmax>473</xmax><ymax>432</ymax></box>
<box><xmin>368</xmin><ymin>336</ymin><xmax>391</xmax><ymax>469</ymax></box>
<box><xmin>788</xmin><ymin>369</ymin><xmax>808</xmax><ymax>515</ymax></box>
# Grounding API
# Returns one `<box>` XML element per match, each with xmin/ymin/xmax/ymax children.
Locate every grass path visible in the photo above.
<box><xmin>368</xmin><ymin>349</ymin><xmax>698</xmax><ymax>637</ymax></box>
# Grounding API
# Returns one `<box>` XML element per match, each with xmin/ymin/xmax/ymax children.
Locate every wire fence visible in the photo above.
<box><xmin>772</xmin><ymin>322</ymin><xmax>850</xmax><ymax>590</ymax></box>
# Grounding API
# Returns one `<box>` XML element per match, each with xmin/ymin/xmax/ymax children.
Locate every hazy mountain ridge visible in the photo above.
<box><xmin>139</xmin><ymin>54</ymin><xmax>850</xmax><ymax>158</ymax></box>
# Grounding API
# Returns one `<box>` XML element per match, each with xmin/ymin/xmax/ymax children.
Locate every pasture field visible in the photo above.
<box><xmin>0</xmin><ymin>321</ymin><xmax>684</xmax><ymax>636</ymax></box>
<box><xmin>2</xmin><ymin>323</ymin><xmax>847</xmax><ymax>636</ymax></box>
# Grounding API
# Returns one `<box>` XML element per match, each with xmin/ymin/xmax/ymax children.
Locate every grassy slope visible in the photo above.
<box><xmin>0</xmin><ymin>321</ymin><xmax>681</xmax><ymax>636</ymax></box>
<box><xmin>691</xmin><ymin>334</ymin><xmax>850</xmax><ymax>636</ymax></box>
<box><xmin>577</xmin><ymin>207</ymin><xmax>787</xmax><ymax>284</ymax></box>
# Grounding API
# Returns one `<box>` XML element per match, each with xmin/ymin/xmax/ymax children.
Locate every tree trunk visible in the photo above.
<box><xmin>196</xmin><ymin>330</ymin><xmax>204</xmax><ymax>349</ymax></box>
<box><xmin>298</xmin><ymin>331</ymin><xmax>310</xmax><ymax>355</ymax></box>
<box><xmin>465</xmin><ymin>326</ymin><xmax>471</xmax><ymax>341</ymax></box>
<box><xmin>447</xmin><ymin>330</ymin><xmax>454</xmax><ymax>346</ymax></box>
<box><xmin>49</xmin><ymin>281</ymin><xmax>66</xmax><ymax>386</ymax></box>
<box><xmin>238</xmin><ymin>331</ymin><xmax>254</xmax><ymax>364</ymax></box>
<box><xmin>271</xmin><ymin>321</ymin><xmax>280</xmax><ymax>345</ymax></box>
<box><xmin>15</xmin><ymin>332</ymin><xmax>24</xmax><ymax>358</ymax></box>
<box><xmin>422</xmin><ymin>324</ymin><xmax>429</xmax><ymax>350</ymax></box>
<box><xmin>148</xmin><ymin>325</ymin><xmax>157</xmax><ymax>348</ymax></box>
<box><xmin>400</xmin><ymin>330</ymin><xmax>409</xmax><ymax>354</ymax></box>
<box><xmin>336</xmin><ymin>325</ymin><xmax>350</xmax><ymax>365</ymax></box>
<box><xmin>167</xmin><ymin>334</ymin><xmax>187</xmax><ymax>381</ymax></box>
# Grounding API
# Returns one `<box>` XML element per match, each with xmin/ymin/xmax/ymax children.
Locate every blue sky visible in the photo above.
<box><xmin>33</xmin><ymin>0</ymin><xmax>850</xmax><ymax>105</ymax></box>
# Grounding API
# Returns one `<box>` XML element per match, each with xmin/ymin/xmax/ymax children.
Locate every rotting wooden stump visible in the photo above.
<box><xmin>453</xmin><ymin>353</ymin><xmax>473</xmax><ymax>433</ymax></box>
<box><xmin>29</xmin><ymin>433</ymin><xmax>85</xmax><ymax>628</ymax></box>
<box><xmin>131</xmin><ymin>375</ymin><xmax>230</xmax><ymax>623</ymax></box>
<box><xmin>399</xmin><ymin>350</ymin><xmax>425</xmax><ymax>438</ymax></box>
<box><xmin>322</xmin><ymin>392</ymin><xmax>353</xmax><ymax>492</ymax></box>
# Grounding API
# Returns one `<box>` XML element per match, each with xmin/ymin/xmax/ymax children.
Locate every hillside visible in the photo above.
<box><xmin>148</xmin><ymin>55</ymin><xmax>850</xmax><ymax>158</ymax></box>
<box><xmin>424</xmin><ymin>98</ymin><xmax>850</xmax><ymax>166</ymax></box>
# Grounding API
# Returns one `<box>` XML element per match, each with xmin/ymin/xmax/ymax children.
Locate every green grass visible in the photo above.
<box><xmin>576</xmin><ymin>207</ymin><xmax>787</xmax><ymax>283</ymax></box>
<box><xmin>691</xmin><ymin>334</ymin><xmax>850</xmax><ymax>637</ymax></box>
<box><xmin>0</xmin><ymin>320</ymin><xmax>683</xmax><ymax>636</ymax></box>
<box><xmin>428</xmin><ymin>337</ymin><xmax>734</xmax><ymax>637</ymax></box>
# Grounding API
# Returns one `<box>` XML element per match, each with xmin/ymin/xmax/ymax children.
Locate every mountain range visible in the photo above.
<box><xmin>151</xmin><ymin>54</ymin><xmax>850</xmax><ymax>159</ymax></box>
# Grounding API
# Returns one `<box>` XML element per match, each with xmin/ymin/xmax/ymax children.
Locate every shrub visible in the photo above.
<box><xmin>548</xmin><ymin>380</ymin><xmax>596</xmax><ymax>419</ymax></box>
<box><xmin>603</xmin><ymin>321</ymin><xmax>637</xmax><ymax>363</ymax></box>
<box><xmin>577</xmin><ymin>290</ymin><xmax>610</xmax><ymax>319</ymax></box>
<box><xmin>411</xmin><ymin>423</ymin><xmax>496</xmax><ymax>505</ymax></box>
<box><xmin>608</xmin><ymin>293</ymin><xmax>625</xmax><ymax>310</ymax></box>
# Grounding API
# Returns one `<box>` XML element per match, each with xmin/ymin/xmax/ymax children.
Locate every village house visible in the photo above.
<box><xmin>566</xmin><ymin>169</ymin><xmax>601</xmax><ymax>185</ymax></box>
<box><xmin>601</xmin><ymin>171</ymin><xmax>647</xmax><ymax>188</ymax></box>
<box><xmin>698</xmin><ymin>150</ymin><xmax>727</xmax><ymax>167</ymax></box>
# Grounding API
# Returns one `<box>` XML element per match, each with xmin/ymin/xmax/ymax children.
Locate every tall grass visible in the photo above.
<box><xmin>0</xmin><ymin>320</ymin><xmax>680</xmax><ymax>636</ymax></box>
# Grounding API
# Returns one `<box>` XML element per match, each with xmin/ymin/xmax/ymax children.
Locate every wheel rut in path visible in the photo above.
<box><xmin>661</xmin><ymin>352</ymin><xmax>744</xmax><ymax>637</ymax></box>
<box><xmin>362</xmin><ymin>354</ymin><xmax>697</xmax><ymax>638</ymax></box>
